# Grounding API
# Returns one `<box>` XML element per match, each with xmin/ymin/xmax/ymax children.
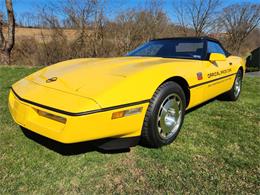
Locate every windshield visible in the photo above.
<box><xmin>127</xmin><ymin>39</ymin><xmax>205</xmax><ymax>60</ymax></box>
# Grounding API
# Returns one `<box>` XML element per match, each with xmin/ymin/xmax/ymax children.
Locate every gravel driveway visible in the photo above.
<box><xmin>246</xmin><ymin>71</ymin><xmax>260</xmax><ymax>77</ymax></box>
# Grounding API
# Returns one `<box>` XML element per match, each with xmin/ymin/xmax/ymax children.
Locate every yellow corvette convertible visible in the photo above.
<box><xmin>9</xmin><ymin>37</ymin><xmax>245</xmax><ymax>149</ymax></box>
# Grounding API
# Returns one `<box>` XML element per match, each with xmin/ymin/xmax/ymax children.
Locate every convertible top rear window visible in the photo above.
<box><xmin>127</xmin><ymin>39</ymin><xmax>205</xmax><ymax>60</ymax></box>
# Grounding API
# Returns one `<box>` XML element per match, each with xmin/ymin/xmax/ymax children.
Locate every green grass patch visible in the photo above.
<box><xmin>0</xmin><ymin>66</ymin><xmax>259</xmax><ymax>194</ymax></box>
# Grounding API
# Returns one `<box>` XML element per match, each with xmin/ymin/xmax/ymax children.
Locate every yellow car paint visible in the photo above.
<box><xmin>209</xmin><ymin>53</ymin><xmax>227</xmax><ymax>61</ymax></box>
<box><xmin>9</xmin><ymin>90</ymin><xmax>149</xmax><ymax>143</ymax></box>
<box><xmin>9</xmin><ymin>54</ymin><xmax>245</xmax><ymax>144</ymax></box>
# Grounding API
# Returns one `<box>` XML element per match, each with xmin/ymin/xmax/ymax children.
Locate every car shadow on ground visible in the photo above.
<box><xmin>186</xmin><ymin>97</ymin><xmax>216</xmax><ymax>114</ymax></box>
<box><xmin>21</xmin><ymin>97</ymin><xmax>221</xmax><ymax>156</ymax></box>
<box><xmin>21</xmin><ymin>127</ymin><xmax>131</xmax><ymax>155</ymax></box>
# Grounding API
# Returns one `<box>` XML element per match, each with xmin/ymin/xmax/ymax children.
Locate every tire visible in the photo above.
<box><xmin>222</xmin><ymin>69</ymin><xmax>243</xmax><ymax>101</ymax></box>
<box><xmin>141</xmin><ymin>81</ymin><xmax>186</xmax><ymax>148</ymax></box>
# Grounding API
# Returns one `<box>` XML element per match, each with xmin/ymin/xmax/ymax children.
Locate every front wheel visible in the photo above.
<box><xmin>141</xmin><ymin>82</ymin><xmax>186</xmax><ymax>148</ymax></box>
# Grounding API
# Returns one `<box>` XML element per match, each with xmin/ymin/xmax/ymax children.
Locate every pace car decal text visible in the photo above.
<box><xmin>208</xmin><ymin>77</ymin><xmax>231</xmax><ymax>87</ymax></box>
<box><xmin>208</xmin><ymin>68</ymin><xmax>231</xmax><ymax>79</ymax></box>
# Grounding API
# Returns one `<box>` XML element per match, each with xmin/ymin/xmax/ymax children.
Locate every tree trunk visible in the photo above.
<box><xmin>0</xmin><ymin>0</ymin><xmax>15</xmax><ymax>65</ymax></box>
<box><xmin>0</xmin><ymin>51</ymin><xmax>10</xmax><ymax>64</ymax></box>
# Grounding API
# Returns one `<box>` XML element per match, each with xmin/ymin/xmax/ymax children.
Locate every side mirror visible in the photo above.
<box><xmin>209</xmin><ymin>53</ymin><xmax>226</xmax><ymax>62</ymax></box>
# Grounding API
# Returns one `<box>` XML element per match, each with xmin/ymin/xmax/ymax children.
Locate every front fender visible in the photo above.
<box><xmin>93</xmin><ymin>63</ymin><xmax>192</xmax><ymax>108</ymax></box>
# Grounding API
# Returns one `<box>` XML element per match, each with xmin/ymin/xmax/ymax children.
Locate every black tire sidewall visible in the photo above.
<box><xmin>147</xmin><ymin>82</ymin><xmax>186</xmax><ymax>146</ymax></box>
<box><xmin>230</xmin><ymin>70</ymin><xmax>243</xmax><ymax>101</ymax></box>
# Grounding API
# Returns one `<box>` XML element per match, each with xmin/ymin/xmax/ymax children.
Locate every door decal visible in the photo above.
<box><xmin>197</xmin><ymin>72</ymin><xmax>203</xmax><ymax>80</ymax></box>
<box><xmin>207</xmin><ymin>68</ymin><xmax>232</xmax><ymax>79</ymax></box>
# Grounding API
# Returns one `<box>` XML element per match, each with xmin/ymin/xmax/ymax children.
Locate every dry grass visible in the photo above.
<box><xmin>3</xmin><ymin>27</ymin><xmax>78</xmax><ymax>42</ymax></box>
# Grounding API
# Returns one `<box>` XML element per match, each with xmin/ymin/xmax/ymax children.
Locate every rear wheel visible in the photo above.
<box><xmin>223</xmin><ymin>69</ymin><xmax>243</xmax><ymax>101</ymax></box>
<box><xmin>141</xmin><ymin>82</ymin><xmax>186</xmax><ymax>148</ymax></box>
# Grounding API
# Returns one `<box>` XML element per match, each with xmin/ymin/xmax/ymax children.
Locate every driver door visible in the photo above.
<box><xmin>202</xmin><ymin>41</ymin><xmax>234</xmax><ymax>101</ymax></box>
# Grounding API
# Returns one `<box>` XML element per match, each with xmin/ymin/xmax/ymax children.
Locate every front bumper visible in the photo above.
<box><xmin>8</xmin><ymin>90</ymin><xmax>149</xmax><ymax>143</ymax></box>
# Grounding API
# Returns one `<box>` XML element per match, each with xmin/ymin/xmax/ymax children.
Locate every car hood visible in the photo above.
<box><xmin>27</xmin><ymin>56</ymin><xmax>176</xmax><ymax>98</ymax></box>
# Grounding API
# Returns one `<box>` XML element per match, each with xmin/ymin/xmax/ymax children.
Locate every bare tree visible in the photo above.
<box><xmin>174</xmin><ymin>0</ymin><xmax>221</xmax><ymax>36</ymax></box>
<box><xmin>218</xmin><ymin>3</ymin><xmax>260</xmax><ymax>54</ymax></box>
<box><xmin>17</xmin><ymin>12</ymin><xmax>38</xmax><ymax>27</ymax></box>
<box><xmin>62</xmin><ymin>0</ymin><xmax>98</xmax><ymax>29</ymax></box>
<box><xmin>0</xmin><ymin>0</ymin><xmax>15</xmax><ymax>65</ymax></box>
<box><xmin>109</xmin><ymin>0</ymin><xmax>169</xmax><ymax>56</ymax></box>
<box><xmin>36</xmin><ymin>0</ymin><xmax>108</xmax><ymax>60</ymax></box>
<box><xmin>112</xmin><ymin>10</ymin><xmax>139</xmax><ymax>54</ymax></box>
<box><xmin>62</xmin><ymin>0</ymin><xmax>106</xmax><ymax>57</ymax></box>
<box><xmin>174</xmin><ymin>0</ymin><xmax>189</xmax><ymax>35</ymax></box>
<box><xmin>90</xmin><ymin>2</ymin><xmax>107</xmax><ymax>56</ymax></box>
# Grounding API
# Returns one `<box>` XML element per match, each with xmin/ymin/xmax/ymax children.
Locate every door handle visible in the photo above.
<box><xmin>229</xmin><ymin>62</ymin><xmax>233</xmax><ymax>65</ymax></box>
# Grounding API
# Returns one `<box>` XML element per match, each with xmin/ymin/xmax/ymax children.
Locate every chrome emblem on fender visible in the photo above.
<box><xmin>46</xmin><ymin>77</ymin><xmax>58</xmax><ymax>83</ymax></box>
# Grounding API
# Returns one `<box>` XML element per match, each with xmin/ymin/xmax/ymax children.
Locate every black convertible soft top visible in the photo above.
<box><xmin>151</xmin><ymin>36</ymin><xmax>220</xmax><ymax>43</ymax></box>
<box><xmin>150</xmin><ymin>36</ymin><xmax>230</xmax><ymax>57</ymax></box>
